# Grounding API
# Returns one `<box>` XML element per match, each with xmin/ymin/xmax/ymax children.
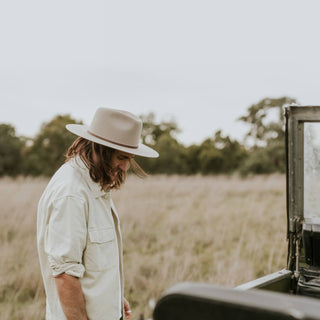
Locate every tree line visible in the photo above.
<box><xmin>0</xmin><ymin>97</ymin><xmax>296</xmax><ymax>177</ymax></box>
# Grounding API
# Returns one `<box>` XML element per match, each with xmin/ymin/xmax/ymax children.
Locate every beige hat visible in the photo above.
<box><xmin>66</xmin><ymin>107</ymin><xmax>159</xmax><ymax>158</ymax></box>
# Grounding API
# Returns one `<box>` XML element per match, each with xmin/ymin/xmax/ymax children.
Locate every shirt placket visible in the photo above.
<box><xmin>110</xmin><ymin>200</ymin><xmax>124</xmax><ymax>319</ymax></box>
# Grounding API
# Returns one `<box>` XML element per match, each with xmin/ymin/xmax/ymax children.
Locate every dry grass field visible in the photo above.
<box><xmin>0</xmin><ymin>174</ymin><xmax>287</xmax><ymax>319</ymax></box>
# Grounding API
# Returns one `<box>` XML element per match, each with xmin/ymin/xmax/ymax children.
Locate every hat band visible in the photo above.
<box><xmin>87</xmin><ymin>130</ymin><xmax>139</xmax><ymax>149</ymax></box>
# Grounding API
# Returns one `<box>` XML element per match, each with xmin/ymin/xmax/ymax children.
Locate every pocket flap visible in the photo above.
<box><xmin>89</xmin><ymin>228</ymin><xmax>114</xmax><ymax>243</ymax></box>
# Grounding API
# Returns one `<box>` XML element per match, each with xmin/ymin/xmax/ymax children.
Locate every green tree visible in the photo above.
<box><xmin>136</xmin><ymin>132</ymin><xmax>187</xmax><ymax>175</ymax></box>
<box><xmin>137</xmin><ymin>113</ymin><xmax>182</xmax><ymax>174</ymax></box>
<box><xmin>0</xmin><ymin>124</ymin><xmax>25</xmax><ymax>176</ymax></box>
<box><xmin>184</xmin><ymin>144</ymin><xmax>202</xmax><ymax>175</ymax></box>
<box><xmin>239</xmin><ymin>96</ymin><xmax>297</xmax><ymax>146</ymax></box>
<box><xmin>140</xmin><ymin>113</ymin><xmax>180</xmax><ymax>146</ymax></box>
<box><xmin>239</xmin><ymin>96</ymin><xmax>296</xmax><ymax>174</ymax></box>
<box><xmin>152</xmin><ymin>133</ymin><xmax>187</xmax><ymax>174</ymax></box>
<box><xmin>211</xmin><ymin>130</ymin><xmax>247</xmax><ymax>173</ymax></box>
<box><xmin>192</xmin><ymin>131</ymin><xmax>247</xmax><ymax>175</ymax></box>
<box><xmin>24</xmin><ymin>114</ymin><xmax>82</xmax><ymax>176</ymax></box>
<box><xmin>198</xmin><ymin>138</ymin><xmax>224</xmax><ymax>174</ymax></box>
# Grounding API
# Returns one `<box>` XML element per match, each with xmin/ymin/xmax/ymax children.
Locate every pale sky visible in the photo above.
<box><xmin>1</xmin><ymin>0</ymin><xmax>320</xmax><ymax>146</ymax></box>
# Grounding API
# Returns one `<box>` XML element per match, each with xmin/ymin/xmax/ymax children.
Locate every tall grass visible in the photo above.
<box><xmin>0</xmin><ymin>174</ymin><xmax>287</xmax><ymax>319</ymax></box>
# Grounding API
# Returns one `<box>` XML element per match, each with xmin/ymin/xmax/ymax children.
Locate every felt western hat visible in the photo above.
<box><xmin>66</xmin><ymin>107</ymin><xmax>159</xmax><ymax>158</ymax></box>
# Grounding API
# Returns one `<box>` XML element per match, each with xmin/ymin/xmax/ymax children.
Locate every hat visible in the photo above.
<box><xmin>66</xmin><ymin>107</ymin><xmax>159</xmax><ymax>158</ymax></box>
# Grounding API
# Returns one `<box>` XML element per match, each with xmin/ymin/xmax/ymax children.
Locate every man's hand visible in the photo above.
<box><xmin>54</xmin><ymin>273</ymin><xmax>88</xmax><ymax>320</ymax></box>
<box><xmin>124</xmin><ymin>297</ymin><xmax>132</xmax><ymax>320</ymax></box>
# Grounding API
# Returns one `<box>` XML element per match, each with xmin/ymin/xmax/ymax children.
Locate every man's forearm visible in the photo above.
<box><xmin>54</xmin><ymin>273</ymin><xmax>88</xmax><ymax>320</ymax></box>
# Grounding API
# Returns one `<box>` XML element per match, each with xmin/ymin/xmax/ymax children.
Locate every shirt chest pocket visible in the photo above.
<box><xmin>84</xmin><ymin>228</ymin><xmax>117</xmax><ymax>271</ymax></box>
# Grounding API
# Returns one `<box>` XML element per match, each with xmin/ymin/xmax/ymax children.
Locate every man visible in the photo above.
<box><xmin>37</xmin><ymin>107</ymin><xmax>159</xmax><ymax>320</ymax></box>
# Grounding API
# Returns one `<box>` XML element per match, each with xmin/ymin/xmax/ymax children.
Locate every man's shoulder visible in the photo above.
<box><xmin>44</xmin><ymin>161</ymin><xmax>91</xmax><ymax>201</ymax></box>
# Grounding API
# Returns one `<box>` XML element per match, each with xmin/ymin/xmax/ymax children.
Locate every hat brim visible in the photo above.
<box><xmin>66</xmin><ymin>124</ymin><xmax>159</xmax><ymax>158</ymax></box>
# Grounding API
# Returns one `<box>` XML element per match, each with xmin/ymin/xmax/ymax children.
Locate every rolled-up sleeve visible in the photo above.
<box><xmin>44</xmin><ymin>196</ymin><xmax>87</xmax><ymax>278</ymax></box>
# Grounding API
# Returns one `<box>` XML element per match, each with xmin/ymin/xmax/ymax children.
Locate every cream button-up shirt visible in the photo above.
<box><xmin>37</xmin><ymin>157</ymin><xmax>124</xmax><ymax>320</ymax></box>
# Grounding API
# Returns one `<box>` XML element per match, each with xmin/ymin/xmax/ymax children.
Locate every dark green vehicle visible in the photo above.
<box><xmin>153</xmin><ymin>106</ymin><xmax>320</xmax><ymax>320</ymax></box>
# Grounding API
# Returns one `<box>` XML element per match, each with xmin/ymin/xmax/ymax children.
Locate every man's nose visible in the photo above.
<box><xmin>119</xmin><ymin>161</ymin><xmax>129</xmax><ymax>172</ymax></box>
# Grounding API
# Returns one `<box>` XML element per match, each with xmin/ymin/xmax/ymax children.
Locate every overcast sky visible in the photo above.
<box><xmin>1</xmin><ymin>0</ymin><xmax>320</xmax><ymax>145</ymax></box>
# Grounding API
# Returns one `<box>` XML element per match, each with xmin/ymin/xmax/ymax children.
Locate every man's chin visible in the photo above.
<box><xmin>110</xmin><ymin>171</ymin><xmax>126</xmax><ymax>188</ymax></box>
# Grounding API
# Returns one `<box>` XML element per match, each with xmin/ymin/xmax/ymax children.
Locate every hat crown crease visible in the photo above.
<box><xmin>89</xmin><ymin>108</ymin><xmax>142</xmax><ymax>147</ymax></box>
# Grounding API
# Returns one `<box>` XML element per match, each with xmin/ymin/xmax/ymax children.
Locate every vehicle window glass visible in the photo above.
<box><xmin>304</xmin><ymin>123</ymin><xmax>320</xmax><ymax>221</ymax></box>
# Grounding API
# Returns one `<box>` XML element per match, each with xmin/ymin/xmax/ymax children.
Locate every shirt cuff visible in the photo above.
<box><xmin>48</xmin><ymin>255</ymin><xmax>85</xmax><ymax>278</ymax></box>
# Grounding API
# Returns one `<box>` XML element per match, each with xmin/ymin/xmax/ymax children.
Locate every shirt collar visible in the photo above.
<box><xmin>69</xmin><ymin>156</ymin><xmax>110</xmax><ymax>198</ymax></box>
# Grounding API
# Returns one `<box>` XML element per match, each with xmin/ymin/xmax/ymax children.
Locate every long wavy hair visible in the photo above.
<box><xmin>65</xmin><ymin>137</ymin><xmax>147</xmax><ymax>191</ymax></box>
